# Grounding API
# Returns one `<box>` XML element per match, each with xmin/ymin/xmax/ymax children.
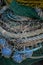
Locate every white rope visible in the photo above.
<box><xmin>30</xmin><ymin>56</ymin><xmax>43</xmax><ymax>59</ymax></box>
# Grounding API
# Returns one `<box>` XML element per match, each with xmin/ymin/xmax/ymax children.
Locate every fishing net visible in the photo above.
<box><xmin>0</xmin><ymin>0</ymin><xmax>43</xmax><ymax>65</ymax></box>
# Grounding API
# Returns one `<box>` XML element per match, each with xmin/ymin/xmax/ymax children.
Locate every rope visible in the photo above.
<box><xmin>30</xmin><ymin>56</ymin><xmax>43</xmax><ymax>59</ymax></box>
<box><xmin>16</xmin><ymin>0</ymin><xmax>43</xmax><ymax>8</ymax></box>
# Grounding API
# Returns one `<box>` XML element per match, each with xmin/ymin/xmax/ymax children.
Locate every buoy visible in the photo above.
<box><xmin>12</xmin><ymin>52</ymin><xmax>23</xmax><ymax>63</ymax></box>
<box><xmin>1</xmin><ymin>47</ymin><xmax>12</xmax><ymax>57</ymax></box>
<box><xmin>0</xmin><ymin>38</ymin><xmax>7</xmax><ymax>47</ymax></box>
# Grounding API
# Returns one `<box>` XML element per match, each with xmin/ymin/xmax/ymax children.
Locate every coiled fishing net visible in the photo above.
<box><xmin>0</xmin><ymin>0</ymin><xmax>43</xmax><ymax>65</ymax></box>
